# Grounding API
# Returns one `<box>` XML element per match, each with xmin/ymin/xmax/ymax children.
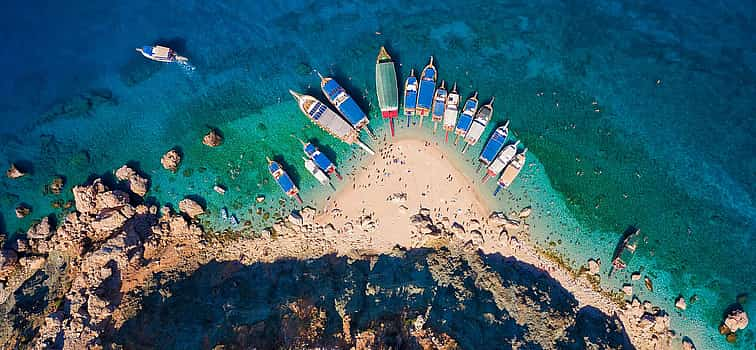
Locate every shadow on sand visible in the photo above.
<box><xmin>111</xmin><ymin>247</ymin><xmax>634</xmax><ymax>349</ymax></box>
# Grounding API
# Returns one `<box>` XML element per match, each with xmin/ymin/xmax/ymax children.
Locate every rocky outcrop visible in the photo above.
<box><xmin>587</xmin><ymin>258</ymin><xmax>601</xmax><ymax>275</ymax></box>
<box><xmin>723</xmin><ymin>309</ymin><xmax>748</xmax><ymax>332</ymax></box>
<box><xmin>202</xmin><ymin>129</ymin><xmax>223</xmax><ymax>147</ymax></box>
<box><xmin>5</xmin><ymin>163</ymin><xmax>25</xmax><ymax>179</ymax></box>
<box><xmin>14</xmin><ymin>205</ymin><xmax>30</xmax><ymax>219</ymax></box>
<box><xmin>622</xmin><ymin>297</ymin><xmax>673</xmax><ymax>349</ymax></box>
<box><xmin>26</xmin><ymin>217</ymin><xmax>52</xmax><ymax>240</ymax></box>
<box><xmin>0</xmin><ymin>249</ymin><xmax>19</xmax><ymax>280</ymax></box>
<box><xmin>178</xmin><ymin>198</ymin><xmax>204</xmax><ymax>219</ymax></box>
<box><xmin>49</xmin><ymin>176</ymin><xmax>65</xmax><ymax>195</ymax></box>
<box><xmin>161</xmin><ymin>149</ymin><xmax>182</xmax><ymax>172</ymax></box>
<box><xmin>115</xmin><ymin>165</ymin><xmax>150</xmax><ymax>196</ymax></box>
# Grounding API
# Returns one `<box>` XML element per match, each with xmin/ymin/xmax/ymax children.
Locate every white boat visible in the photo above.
<box><xmin>495</xmin><ymin>148</ymin><xmax>528</xmax><ymax>195</ymax></box>
<box><xmin>482</xmin><ymin>140</ymin><xmax>520</xmax><ymax>183</ymax></box>
<box><xmin>461</xmin><ymin>96</ymin><xmax>494</xmax><ymax>153</ymax></box>
<box><xmin>442</xmin><ymin>83</ymin><xmax>460</xmax><ymax>143</ymax></box>
<box><xmin>135</xmin><ymin>45</ymin><xmax>188</xmax><ymax>64</ymax></box>
<box><xmin>304</xmin><ymin>157</ymin><xmax>330</xmax><ymax>185</ymax></box>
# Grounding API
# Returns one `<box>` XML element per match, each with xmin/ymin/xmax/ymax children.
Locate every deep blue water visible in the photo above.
<box><xmin>0</xmin><ymin>1</ymin><xmax>754</xmax><ymax>348</ymax></box>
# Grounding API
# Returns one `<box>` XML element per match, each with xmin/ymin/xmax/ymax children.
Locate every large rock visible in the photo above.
<box><xmin>27</xmin><ymin>217</ymin><xmax>52</xmax><ymax>239</ymax></box>
<box><xmin>723</xmin><ymin>309</ymin><xmax>749</xmax><ymax>332</ymax></box>
<box><xmin>179</xmin><ymin>198</ymin><xmax>204</xmax><ymax>219</ymax></box>
<box><xmin>15</xmin><ymin>205</ymin><xmax>31</xmax><ymax>219</ymax></box>
<box><xmin>202</xmin><ymin>129</ymin><xmax>223</xmax><ymax>147</ymax></box>
<box><xmin>675</xmin><ymin>296</ymin><xmax>687</xmax><ymax>310</ymax></box>
<box><xmin>6</xmin><ymin>163</ymin><xmax>25</xmax><ymax>179</ymax></box>
<box><xmin>96</xmin><ymin>191</ymin><xmax>130</xmax><ymax>210</ymax></box>
<box><xmin>91</xmin><ymin>209</ymin><xmax>128</xmax><ymax>232</ymax></box>
<box><xmin>0</xmin><ymin>249</ymin><xmax>19</xmax><ymax>279</ymax></box>
<box><xmin>115</xmin><ymin>165</ymin><xmax>150</xmax><ymax>196</ymax></box>
<box><xmin>72</xmin><ymin>179</ymin><xmax>109</xmax><ymax>214</ymax></box>
<box><xmin>161</xmin><ymin>149</ymin><xmax>182</xmax><ymax>172</ymax></box>
<box><xmin>519</xmin><ymin>207</ymin><xmax>532</xmax><ymax>218</ymax></box>
<box><xmin>587</xmin><ymin>258</ymin><xmax>601</xmax><ymax>275</ymax></box>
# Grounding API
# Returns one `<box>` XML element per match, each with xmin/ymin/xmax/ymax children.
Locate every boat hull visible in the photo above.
<box><xmin>375</xmin><ymin>47</ymin><xmax>399</xmax><ymax>120</ymax></box>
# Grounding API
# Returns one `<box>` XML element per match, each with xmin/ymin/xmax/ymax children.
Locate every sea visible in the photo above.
<box><xmin>0</xmin><ymin>1</ymin><xmax>753</xmax><ymax>348</ymax></box>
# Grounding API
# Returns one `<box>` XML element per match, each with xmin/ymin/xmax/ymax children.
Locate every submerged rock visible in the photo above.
<box><xmin>49</xmin><ymin>176</ymin><xmax>65</xmax><ymax>195</ymax></box>
<box><xmin>179</xmin><ymin>198</ymin><xmax>205</xmax><ymax>219</ymax></box>
<box><xmin>6</xmin><ymin>163</ymin><xmax>25</xmax><ymax>179</ymax></box>
<box><xmin>161</xmin><ymin>149</ymin><xmax>182</xmax><ymax>172</ymax></box>
<box><xmin>202</xmin><ymin>129</ymin><xmax>223</xmax><ymax>147</ymax></box>
<box><xmin>15</xmin><ymin>205</ymin><xmax>31</xmax><ymax>219</ymax></box>
<box><xmin>115</xmin><ymin>165</ymin><xmax>150</xmax><ymax>197</ymax></box>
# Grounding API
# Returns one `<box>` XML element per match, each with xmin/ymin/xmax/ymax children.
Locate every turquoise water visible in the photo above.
<box><xmin>0</xmin><ymin>1</ymin><xmax>754</xmax><ymax>348</ymax></box>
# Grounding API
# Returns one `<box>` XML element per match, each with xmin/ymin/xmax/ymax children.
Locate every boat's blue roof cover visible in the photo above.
<box><xmin>277</xmin><ymin>173</ymin><xmax>296</xmax><ymax>193</ymax></box>
<box><xmin>339</xmin><ymin>98</ymin><xmax>367</xmax><ymax>125</ymax></box>
<box><xmin>417</xmin><ymin>81</ymin><xmax>435</xmax><ymax>108</ymax></box>
<box><xmin>456</xmin><ymin>114</ymin><xmax>473</xmax><ymax>131</ymax></box>
<box><xmin>422</xmin><ymin>67</ymin><xmax>436</xmax><ymax>80</ymax></box>
<box><xmin>313</xmin><ymin>153</ymin><xmax>334</xmax><ymax>171</ymax></box>
<box><xmin>268</xmin><ymin>162</ymin><xmax>280</xmax><ymax>173</ymax></box>
<box><xmin>405</xmin><ymin>91</ymin><xmax>417</xmax><ymax>108</ymax></box>
<box><xmin>142</xmin><ymin>46</ymin><xmax>153</xmax><ymax>55</ymax></box>
<box><xmin>323</xmin><ymin>79</ymin><xmax>343</xmax><ymax>99</ymax></box>
<box><xmin>480</xmin><ymin>130</ymin><xmax>507</xmax><ymax>162</ymax></box>
<box><xmin>407</xmin><ymin>76</ymin><xmax>417</xmax><ymax>84</ymax></box>
<box><xmin>433</xmin><ymin>92</ymin><xmax>446</xmax><ymax>115</ymax></box>
<box><xmin>304</xmin><ymin>143</ymin><xmax>317</xmax><ymax>155</ymax></box>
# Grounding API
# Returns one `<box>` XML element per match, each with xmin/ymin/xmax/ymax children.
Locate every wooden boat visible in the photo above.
<box><xmin>289</xmin><ymin>90</ymin><xmax>374</xmax><ymax>155</ymax></box>
<box><xmin>294</xmin><ymin>136</ymin><xmax>342</xmax><ymax>180</ymax></box>
<box><xmin>403</xmin><ymin>69</ymin><xmax>418</xmax><ymax>127</ymax></box>
<box><xmin>415</xmin><ymin>56</ymin><xmax>437</xmax><ymax>127</ymax></box>
<box><xmin>442</xmin><ymin>83</ymin><xmax>460</xmax><ymax>143</ymax></box>
<box><xmin>461</xmin><ymin>96</ymin><xmax>494</xmax><ymax>153</ymax></box>
<box><xmin>318</xmin><ymin>73</ymin><xmax>374</xmax><ymax>138</ymax></box>
<box><xmin>375</xmin><ymin>47</ymin><xmax>399</xmax><ymax>136</ymax></box>
<box><xmin>304</xmin><ymin>157</ymin><xmax>330</xmax><ymax>185</ymax></box>
<box><xmin>431</xmin><ymin>81</ymin><xmax>447</xmax><ymax>134</ymax></box>
<box><xmin>482</xmin><ymin>140</ymin><xmax>520</xmax><ymax>183</ymax></box>
<box><xmin>135</xmin><ymin>45</ymin><xmax>188</xmax><ymax>64</ymax></box>
<box><xmin>494</xmin><ymin>148</ymin><xmax>527</xmax><ymax>195</ymax></box>
<box><xmin>609</xmin><ymin>226</ymin><xmax>641</xmax><ymax>276</ymax></box>
<box><xmin>454</xmin><ymin>92</ymin><xmax>478</xmax><ymax>145</ymax></box>
<box><xmin>266</xmin><ymin>157</ymin><xmax>302</xmax><ymax>204</ymax></box>
<box><xmin>478</xmin><ymin>122</ymin><xmax>510</xmax><ymax>170</ymax></box>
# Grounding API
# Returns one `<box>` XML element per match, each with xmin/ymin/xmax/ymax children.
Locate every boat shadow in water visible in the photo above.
<box><xmin>111</xmin><ymin>247</ymin><xmax>634</xmax><ymax>349</ymax></box>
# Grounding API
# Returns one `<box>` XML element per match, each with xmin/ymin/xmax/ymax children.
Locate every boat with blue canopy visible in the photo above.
<box><xmin>454</xmin><ymin>92</ymin><xmax>478</xmax><ymax>145</ymax></box>
<box><xmin>416</xmin><ymin>56</ymin><xmax>437</xmax><ymax>127</ymax></box>
<box><xmin>442</xmin><ymin>83</ymin><xmax>460</xmax><ymax>143</ymax></box>
<box><xmin>431</xmin><ymin>80</ymin><xmax>447</xmax><ymax>134</ymax></box>
<box><xmin>289</xmin><ymin>90</ymin><xmax>374</xmax><ymax>155</ymax></box>
<box><xmin>482</xmin><ymin>140</ymin><xmax>520</xmax><ymax>183</ymax></box>
<box><xmin>294</xmin><ymin>136</ymin><xmax>342</xmax><ymax>180</ymax></box>
<box><xmin>494</xmin><ymin>148</ymin><xmax>527</xmax><ymax>195</ymax></box>
<box><xmin>403</xmin><ymin>69</ymin><xmax>418</xmax><ymax>127</ymax></box>
<box><xmin>266</xmin><ymin>157</ymin><xmax>302</xmax><ymax>204</ymax></box>
<box><xmin>461</xmin><ymin>96</ymin><xmax>495</xmax><ymax>153</ymax></box>
<box><xmin>319</xmin><ymin>73</ymin><xmax>375</xmax><ymax>139</ymax></box>
<box><xmin>478</xmin><ymin>121</ymin><xmax>510</xmax><ymax>170</ymax></box>
<box><xmin>135</xmin><ymin>45</ymin><xmax>188</xmax><ymax>64</ymax></box>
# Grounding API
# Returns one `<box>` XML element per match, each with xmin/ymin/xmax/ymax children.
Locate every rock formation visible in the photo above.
<box><xmin>160</xmin><ymin>149</ymin><xmax>182</xmax><ymax>172</ymax></box>
<box><xmin>5</xmin><ymin>164</ymin><xmax>25</xmax><ymax>179</ymax></box>
<box><xmin>723</xmin><ymin>309</ymin><xmax>748</xmax><ymax>332</ymax></box>
<box><xmin>49</xmin><ymin>176</ymin><xmax>65</xmax><ymax>195</ymax></box>
<box><xmin>14</xmin><ymin>205</ymin><xmax>30</xmax><ymax>219</ymax></box>
<box><xmin>178</xmin><ymin>198</ymin><xmax>204</xmax><ymax>218</ymax></box>
<box><xmin>114</xmin><ymin>165</ymin><xmax>150</xmax><ymax>196</ymax></box>
<box><xmin>202</xmin><ymin>129</ymin><xmax>223</xmax><ymax>147</ymax></box>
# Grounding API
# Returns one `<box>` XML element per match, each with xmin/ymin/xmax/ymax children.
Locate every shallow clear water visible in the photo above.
<box><xmin>0</xmin><ymin>0</ymin><xmax>753</xmax><ymax>347</ymax></box>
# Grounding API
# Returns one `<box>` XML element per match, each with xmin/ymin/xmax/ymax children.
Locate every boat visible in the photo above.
<box><xmin>318</xmin><ymin>73</ymin><xmax>375</xmax><ymax>138</ymax></box>
<box><xmin>230</xmin><ymin>215</ymin><xmax>239</xmax><ymax>227</ymax></box>
<box><xmin>453</xmin><ymin>92</ymin><xmax>479</xmax><ymax>145</ymax></box>
<box><xmin>266</xmin><ymin>157</ymin><xmax>302</xmax><ymax>204</ymax></box>
<box><xmin>609</xmin><ymin>226</ymin><xmax>641</xmax><ymax>276</ymax></box>
<box><xmin>135</xmin><ymin>45</ymin><xmax>188</xmax><ymax>64</ymax></box>
<box><xmin>375</xmin><ymin>47</ymin><xmax>399</xmax><ymax>136</ymax></box>
<box><xmin>294</xmin><ymin>136</ymin><xmax>342</xmax><ymax>180</ymax></box>
<box><xmin>304</xmin><ymin>157</ymin><xmax>330</xmax><ymax>185</ymax></box>
<box><xmin>461</xmin><ymin>97</ymin><xmax>495</xmax><ymax>153</ymax></box>
<box><xmin>482</xmin><ymin>140</ymin><xmax>520</xmax><ymax>183</ymax></box>
<box><xmin>415</xmin><ymin>56</ymin><xmax>437</xmax><ymax>127</ymax></box>
<box><xmin>403</xmin><ymin>69</ymin><xmax>418</xmax><ymax>127</ymax></box>
<box><xmin>213</xmin><ymin>185</ymin><xmax>226</xmax><ymax>195</ymax></box>
<box><xmin>431</xmin><ymin>81</ymin><xmax>448</xmax><ymax>134</ymax></box>
<box><xmin>478</xmin><ymin>122</ymin><xmax>510</xmax><ymax>170</ymax></box>
<box><xmin>442</xmin><ymin>83</ymin><xmax>460</xmax><ymax>143</ymax></box>
<box><xmin>220</xmin><ymin>207</ymin><xmax>229</xmax><ymax>221</ymax></box>
<box><xmin>289</xmin><ymin>90</ymin><xmax>374</xmax><ymax>155</ymax></box>
<box><xmin>494</xmin><ymin>148</ymin><xmax>527</xmax><ymax>195</ymax></box>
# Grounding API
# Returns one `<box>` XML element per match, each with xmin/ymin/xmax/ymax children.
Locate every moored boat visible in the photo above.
<box><xmin>442</xmin><ymin>83</ymin><xmax>460</xmax><ymax>143</ymax></box>
<box><xmin>304</xmin><ymin>157</ymin><xmax>330</xmax><ymax>185</ymax></box>
<box><xmin>135</xmin><ymin>45</ymin><xmax>188</xmax><ymax>64</ymax></box>
<box><xmin>318</xmin><ymin>73</ymin><xmax>375</xmax><ymax>138</ymax></box>
<box><xmin>454</xmin><ymin>92</ymin><xmax>479</xmax><ymax>145</ymax></box>
<box><xmin>266</xmin><ymin>157</ymin><xmax>302</xmax><ymax>204</ymax></box>
<box><xmin>289</xmin><ymin>90</ymin><xmax>374</xmax><ymax>155</ymax></box>
<box><xmin>431</xmin><ymin>81</ymin><xmax>448</xmax><ymax>134</ymax></box>
<box><xmin>415</xmin><ymin>56</ymin><xmax>437</xmax><ymax>127</ymax></box>
<box><xmin>403</xmin><ymin>69</ymin><xmax>418</xmax><ymax>127</ymax></box>
<box><xmin>461</xmin><ymin>96</ymin><xmax>495</xmax><ymax>153</ymax></box>
<box><xmin>221</xmin><ymin>207</ymin><xmax>229</xmax><ymax>221</ymax></box>
<box><xmin>294</xmin><ymin>136</ymin><xmax>342</xmax><ymax>180</ymax></box>
<box><xmin>230</xmin><ymin>215</ymin><xmax>239</xmax><ymax>227</ymax></box>
<box><xmin>494</xmin><ymin>148</ymin><xmax>527</xmax><ymax>195</ymax></box>
<box><xmin>609</xmin><ymin>226</ymin><xmax>641</xmax><ymax>276</ymax></box>
<box><xmin>482</xmin><ymin>140</ymin><xmax>520</xmax><ymax>183</ymax></box>
<box><xmin>375</xmin><ymin>47</ymin><xmax>399</xmax><ymax>136</ymax></box>
<box><xmin>478</xmin><ymin>121</ymin><xmax>510</xmax><ymax>170</ymax></box>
